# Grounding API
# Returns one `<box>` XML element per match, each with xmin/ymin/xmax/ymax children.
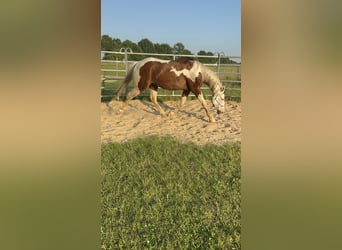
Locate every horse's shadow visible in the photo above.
<box><xmin>138</xmin><ymin>100</ymin><xmax>208</xmax><ymax>122</ymax></box>
<box><xmin>105</xmin><ymin>99</ymin><xmax>209</xmax><ymax>122</ymax></box>
<box><xmin>137</xmin><ymin>99</ymin><xmax>171</xmax><ymax>115</ymax></box>
<box><xmin>105</xmin><ymin>102</ymin><xmax>115</xmax><ymax>114</ymax></box>
<box><xmin>176</xmin><ymin>109</ymin><xmax>208</xmax><ymax>122</ymax></box>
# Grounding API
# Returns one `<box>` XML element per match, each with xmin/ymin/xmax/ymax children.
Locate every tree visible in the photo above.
<box><xmin>220</xmin><ymin>57</ymin><xmax>238</xmax><ymax>64</ymax></box>
<box><xmin>112</xmin><ymin>38</ymin><xmax>122</xmax><ymax>51</ymax></box>
<box><xmin>101</xmin><ymin>35</ymin><xmax>124</xmax><ymax>60</ymax></box>
<box><xmin>121</xmin><ymin>40</ymin><xmax>144</xmax><ymax>60</ymax></box>
<box><xmin>197</xmin><ymin>50</ymin><xmax>216</xmax><ymax>63</ymax></box>
<box><xmin>100</xmin><ymin>36</ymin><xmax>236</xmax><ymax>63</ymax></box>
<box><xmin>173</xmin><ymin>42</ymin><xmax>185</xmax><ymax>54</ymax></box>
<box><xmin>182</xmin><ymin>49</ymin><xmax>192</xmax><ymax>55</ymax></box>
<box><xmin>155</xmin><ymin>43</ymin><xmax>173</xmax><ymax>54</ymax></box>
<box><xmin>101</xmin><ymin>35</ymin><xmax>116</xmax><ymax>60</ymax></box>
<box><xmin>154</xmin><ymin>43</ymin><xmax>173</xmax><ymax>59</ymax></box>
<box><xmin>138</xmin><ymin>38</ymin><xmax>156</xmax><ymax>53</ymax></box>
<box><xmin>101</xmin><ymin>35</ymin><xmax>113</xmax><ymax>51</ymax></box>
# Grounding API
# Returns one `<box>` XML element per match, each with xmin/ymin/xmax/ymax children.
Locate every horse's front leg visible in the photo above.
<box><xmin>197</xmin><ymin>93</ymin><xmax>215</xmax><ymax>123</ymax></box>
<box><xmin>150</xmin><ymin>89</ymin><xmax>166</xmax><ymax>116</ymax></box>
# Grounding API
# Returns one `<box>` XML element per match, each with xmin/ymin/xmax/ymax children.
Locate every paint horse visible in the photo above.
<box><xmin>115</xmin><ymin>57</ymin><xmax>225</xmax><ymax>122</ymax></box>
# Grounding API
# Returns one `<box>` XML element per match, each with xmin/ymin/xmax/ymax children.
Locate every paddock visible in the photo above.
<box><xmin>101</xmin><ymin>51</ymin><xmax>241</xmax><ymax>145</ymax></box>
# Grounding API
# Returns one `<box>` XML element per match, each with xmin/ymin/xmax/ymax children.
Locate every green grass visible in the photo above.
<box><xmin>101</xmin><ymin>135</ymin><xmax>241</xmax><ymax>249</ymax></box>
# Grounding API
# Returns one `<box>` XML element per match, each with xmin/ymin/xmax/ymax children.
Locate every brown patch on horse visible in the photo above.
<box><xmin>138</xmin><ymin>61</ymin><xmax>164</xmax><ymax>91</ymax></box>
<box><xmin>188</xmin><ymin>73</ymin><xmax>203</xmax><ymax>97</ymax></box>
<box><xmin>169</xmin><ymin>57</ymin><xmax>194</xmax><ymax>70</ymax></box>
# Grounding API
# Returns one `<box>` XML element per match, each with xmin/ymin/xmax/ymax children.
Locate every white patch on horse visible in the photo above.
<box><xmin>169</xmin><ymin>61</ymin><xmax>201</xmax><ymax>82</ymax></box>
<box><xmin>141</xmin><ymin>57</ymin><xmax>169</xmax><ymax>64</ymax></box>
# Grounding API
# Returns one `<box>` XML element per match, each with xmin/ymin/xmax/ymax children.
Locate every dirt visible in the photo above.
<box><xmin>101</xmin><ymin>99</ymin><xmax>241</xmax><ymax>145</ymax></box>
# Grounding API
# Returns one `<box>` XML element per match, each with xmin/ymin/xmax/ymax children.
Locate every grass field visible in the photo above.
<box><xmin>101</xmin><ymin>135</ymin><xmax>241</xmax><ymax>249</ymax></box>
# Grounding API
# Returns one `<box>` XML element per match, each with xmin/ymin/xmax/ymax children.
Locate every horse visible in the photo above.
<box><xmin>115</xmin><ymin>57</ymin><xmax>225</xmax><ymax>122</ymax></box>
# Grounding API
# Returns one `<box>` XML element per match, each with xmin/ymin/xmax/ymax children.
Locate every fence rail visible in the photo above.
<box><xmin>101</xmin><ymin>50</ymin><xmax>241</xmax><ymax>101</ymax></box>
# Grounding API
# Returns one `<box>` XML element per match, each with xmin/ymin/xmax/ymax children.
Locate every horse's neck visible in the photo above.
<box><xmin>210</xmin><ymin>81</ymin><xmax>222</xmax><ymax>94</ymax></box>
<box><xmin>202</xmin><ymin>67</ymin><xmax>222</xmax><ymax>94</ymax></box>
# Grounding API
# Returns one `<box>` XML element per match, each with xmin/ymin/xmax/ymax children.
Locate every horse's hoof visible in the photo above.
<box><xmin>209</xmin><ymin>118</ymin><xmax>216</xmax><ymax>123</ymax></box>
<box><xmin>168</xmin><ymin>111</ymin><xmax>176</xmax><ymax>118</ymax></box>
<box><xmin>107</xmin><ymin>107</ymin><xmax>114</xmax><ymax>113</ymax></box>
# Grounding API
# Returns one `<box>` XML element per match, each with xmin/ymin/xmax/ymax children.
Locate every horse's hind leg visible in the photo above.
<box><xmin>119</xmin><ymin>87</ymin><xmax>141</xmax><ymax>113</ymax></box>
<box><xmin>169</xmin><ymin>90</ymin><xmax>189</xmax><ymax>117</ymax></box>
<box><xmin>177</xmin><ymin>90</ymin><xmax>190</xmax><ymax>111</ymax></box>
<box><xmin>150</xmin><ymin>89</ymin><xmax>166</xmax><ymax>116</ymax></box>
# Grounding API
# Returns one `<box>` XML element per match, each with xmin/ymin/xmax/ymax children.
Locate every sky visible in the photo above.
<box><xmin>101</xmin><ymin>0</ymin><xmax>240</xmax><ymax>56</ymax></box>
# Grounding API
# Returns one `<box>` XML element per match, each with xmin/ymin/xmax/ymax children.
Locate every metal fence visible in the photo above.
<box><xmin>101</xmin><ymin>49</ymin><xmax>241</xmax><ymax>101</ymax></box>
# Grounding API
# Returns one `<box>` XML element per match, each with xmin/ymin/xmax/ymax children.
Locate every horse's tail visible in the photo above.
<box><xmin>114</xmin><ymin>62</ymin><xmax>138</xmax><ymax>100</ymax></box>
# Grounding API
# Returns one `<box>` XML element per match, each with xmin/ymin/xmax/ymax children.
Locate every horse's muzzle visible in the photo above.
<box><xmin>217</xmin><ymin>110</ymin><xmax>223</xmax><ymax>115</ymax></box>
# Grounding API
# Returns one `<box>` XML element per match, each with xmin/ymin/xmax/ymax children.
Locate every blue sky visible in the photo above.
<box><xmin>101</xmin><ymin>0</ymin><xmax>240</xmax><ymax>56</ymax></box>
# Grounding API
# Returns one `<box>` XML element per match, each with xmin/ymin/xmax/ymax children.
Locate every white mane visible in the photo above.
<box><xmin>198</xmin><ymin>62</ymin><xmax>223</xmax><ymax>94</ymax></box>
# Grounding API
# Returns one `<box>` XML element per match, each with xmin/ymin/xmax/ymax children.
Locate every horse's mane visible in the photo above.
<box><xmin>198</xmin><ymin>62</ymin><xmax>223</xmax><ymax>93</ymax></box>
<box><xmin>174</xmin><ymin>57</ymin><xmax>194</xmax><ymax>62</ymax></box>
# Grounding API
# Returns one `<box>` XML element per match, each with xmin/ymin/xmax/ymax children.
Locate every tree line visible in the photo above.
<box><xmin>101</xmin><ymin>35</ymin><xmax>237</xmax><ymax>64</ymax></box>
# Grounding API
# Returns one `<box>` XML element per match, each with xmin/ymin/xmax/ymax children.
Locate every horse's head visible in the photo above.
<box><xmin>212</xmin><ymin>86</ymin><xmax>225</xmax><ymax>114</ymax></box>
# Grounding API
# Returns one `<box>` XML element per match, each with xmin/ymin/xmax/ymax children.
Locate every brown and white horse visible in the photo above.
<box><xmin>115</xmin><ymin>57</ymin><xmax>225</xmax><ymax>122</ymax></box>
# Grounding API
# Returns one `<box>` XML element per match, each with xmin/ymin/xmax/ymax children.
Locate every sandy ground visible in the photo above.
<box><xmin>101</xmin><ymin>99</ymin><xmax>241</xmax><ymax>145</ymax></box>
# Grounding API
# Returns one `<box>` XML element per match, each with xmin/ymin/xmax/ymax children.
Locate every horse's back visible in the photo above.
<box><xmin>139</xmin><ymin>57</ymin><xmax>169</xmax><ymax>65</ymax></box>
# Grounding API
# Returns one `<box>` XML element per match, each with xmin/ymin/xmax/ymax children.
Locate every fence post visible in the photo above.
<box><xmin>120</xmin><ymin>47</ymin><xmax>132</xmax><ymax>97</ymax></box>
<box><xmin>120</xmin><ymin>47</ymin><xmax>132</xmax><ymax>74</ymax></box>
<box><xmin>216</xmin><ymin>52</ymin><xmax>224</xmax><ymax>77</ymax></box>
